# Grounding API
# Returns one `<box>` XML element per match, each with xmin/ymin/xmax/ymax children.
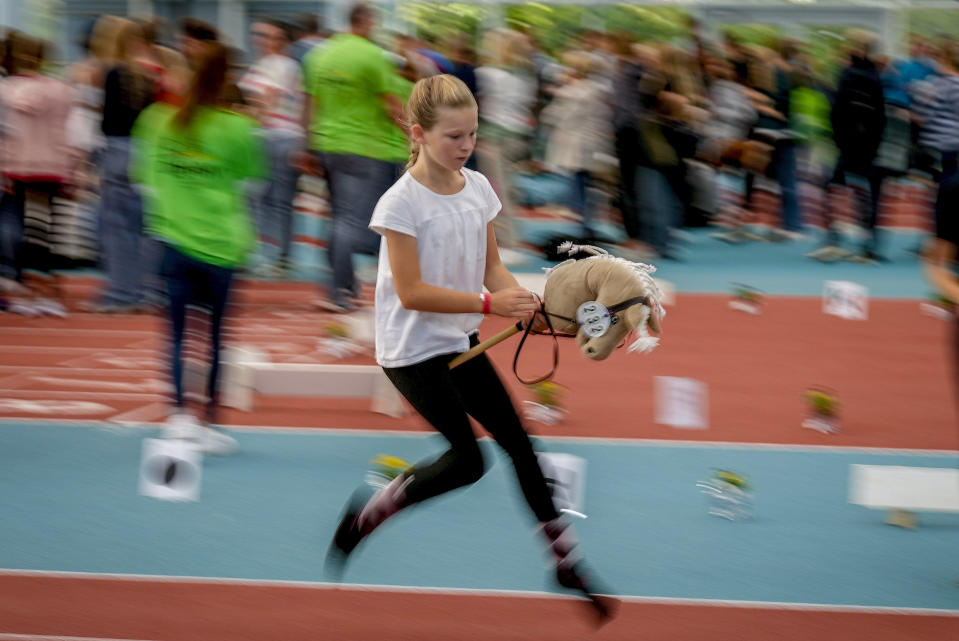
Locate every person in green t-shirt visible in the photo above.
<box><xmin>132</xmin><ymin>42</ymin><xmax>266</xmax><ymax>455</ymax></box>
<box><xmin>302</xmin><ymin>2</ymin><xmax>408</xmax><ymax>312</ymax></box>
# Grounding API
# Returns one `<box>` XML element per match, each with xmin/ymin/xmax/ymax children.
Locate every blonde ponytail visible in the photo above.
<box><xmin>405</xmin><ymin>74</ymin><xmax>477</xmax><ymax>170</ymax></box>
<box><xmin>406</xmin><ymin>142</ymin><xmax>420</xmax><ymax>170</ymax></box>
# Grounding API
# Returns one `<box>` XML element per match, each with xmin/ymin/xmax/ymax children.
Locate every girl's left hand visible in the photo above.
<box><xmin>522</xmin><ymin>291</ymin><xmax>549</xmax><ymax>332</ymax></box>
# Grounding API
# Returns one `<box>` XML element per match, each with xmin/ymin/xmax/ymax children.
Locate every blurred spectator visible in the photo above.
<box><xmin>808</xmin><ymin>29</ymin><xmax>886</xmax><ymax>264</ymax></box>
<box><xmin>396</xmin><ymin>34</ymin><xmax>439</xmax><ymax>79</ymax></box>
<box><xmin>917</xmin><ymin>39</ymin><xmax>959</xmax><ymax>184</ymax></box>
<box><xmin>82</xmin><ymin>19</ymin><xmax>157</xmax><ymax>312</ymax></box>
<box><xmin>542</xmin><ymin>51</ymin><xmax>612</xmax><ymax>239</ymax></box>
<box><xmin>140</xmin><ymin>17</ymin><xmax>191</xmax><ymax>103</ymax></box>
<box><xmin>611</xmin><ymin>32</ymin><xmax>646</xmax><ymax>251</ymax></box>
<box><xmin>240</xmin><ymin>18</ymin><xmax>304</xmax><ymax>277</ymax></box>
<box><xmin>64</xmin><ymin>17</ymin><xmax>112</xmax><ymax>164</ymax></box>
<box><xmin>634</xmin><ymin>55</ymin><xmax>695</xmax><ymax>259</ymax></box>
<box><xmin>475</xmin><ymin>28</ymin><xmax>537</xmax><ymax>258</ymax></box>
<box><xmin>744</xmin><ymin>42</ymin><xmax>802</xmax><ymax>239</ymax></box>
<box><xmin>132</xmin><ymin>42</ymin><xmax>264</xmax><ymax>451</ymax></box>
<box><xmin>417</xmin><ymin>34</ymin><xmax>455</xmax><ymax>75</ymax></box>
<box><xmin>0</xmin><ymin>32</ymin><xmax>77</xmax><ymax>316</ymax></box>
<box><xmin>178</xmin><ymin>17</ymin><xmax>218</xmax><ymax>69</ymax></box>
<box><xmin>287</xmin><ymin>13</ymin><xmax>325</xmax><ymax>67</ymax></box>
<box><xmin>448</xmin><ymin>34</ymin><xmax>478</xmax><ymax>98</ymax></box>
<box><xmin>303</xmin><ymin>2</ymin><xmax>408</xmax><ymax>312</ymax></box>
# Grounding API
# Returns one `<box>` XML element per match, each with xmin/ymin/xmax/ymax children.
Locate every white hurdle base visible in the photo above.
<box><xmin>220</xmin><ymin>346</ymin><xmax>407</xmax><ymax>418</ymax></box>
<box><xmin>849</xmin><ymin>464</ymin><xmax>959</xmax><ymax>529</ymax></box>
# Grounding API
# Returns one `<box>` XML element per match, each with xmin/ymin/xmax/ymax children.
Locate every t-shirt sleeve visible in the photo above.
<box><xmin>370</xmin><ymin>191</ymin><xmax>417</xmax><ymax>237</ymax></box>
<box><xmin>475</xmin><ymin>172</ymin><xmax>502</xmax><ymax>223</ymax></box>
<box><xmin>935</xmin><ymin>175</ymin><xmax>959</xmax><ymax>245</ymax></box>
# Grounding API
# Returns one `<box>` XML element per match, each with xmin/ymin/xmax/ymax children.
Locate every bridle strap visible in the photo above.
<box><xmin>512</xmin><ymin>299</ymin><xmax>575</xmax><ymax>385</ymax></box>
<box><xmin>511</xmin><ymin>295</ymin><xmax>652</xmax><ymax>385</ymax></box>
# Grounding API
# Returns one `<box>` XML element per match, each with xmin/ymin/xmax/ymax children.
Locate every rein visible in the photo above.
<box><xmin>511</xmin><ymin>295</ymin><xmax>651</xmax><ymax>385</ymax></box>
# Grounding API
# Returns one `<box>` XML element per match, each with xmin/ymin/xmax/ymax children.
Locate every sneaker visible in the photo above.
<box><xmin>195</xmin><ymin>426</ymin><xmax>238</xmax><ymax>456</ymax></box>
<box><xmin>713</xmin><ymin>229</ymin><xmax>749</xmax><ymax>244</ymax></box>
<box><xmin>314</xmin><ymin>298</ymin><xmax>356</xmax><ymax>313</ymax></box>
<box><xmin>805</xmin><ymin>245</ymin><xmax>849</xmax><ymax>263</ymax></box>
<box><xmin>847</xmin><ymin>250</ymin><xmax>887</xmax><ymax>265</ymax></box>
<box><xmin>325</xmin><ymin>484</ymin><xmax>376</xmax><ymax>580</ymax></box>
<box><xmin>846</xmin><ymin>252</ymin><xmax>878</xmax><ymax>265</ymax></box>
<box><xmin>0</xmin><ymin>277</ymin><xmax>27</xmax><ymax>295</ymax></box>
<box><xmin>768</xmin><ymin>229</ymin><xmax>806</xmax><ymax>243</ymax></box>
<box><xmin>8</xmin><ymin>300</ymin><xmax>41</xmax><ymax>317</ymax></box>
<box><xmin>163</xmin><ymin>412</ymin><xmax>237</xmax><ymax>455</ymax></box>
<box><xmin>554</xmin><ymin>562</ymin><xmax>620</xmax><ymax>626</ymax></box>
<box><xmin>163</xmin><ymin>412</ymin><xmax>205</xmax><ymax>440</ymax></box>
<box><xmin>33</xmin><ymin>298</ymin><xmax>69</xmax><ymax>318</ymax></box>
<box><xmin>315</xmin><ymin>288</ymin><xmax>357</xmax><ymax>313</ymax></box>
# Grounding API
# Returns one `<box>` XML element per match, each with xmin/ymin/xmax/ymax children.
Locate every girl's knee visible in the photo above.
<box><xmin>455</xmin><ymin>447</ymin><xmax>486</xmax><ymax>486</ymax></box>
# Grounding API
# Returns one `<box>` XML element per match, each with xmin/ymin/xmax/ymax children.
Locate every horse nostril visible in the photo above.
<box><xmin>586</xmin><ymin>346</ymin><xmax>595</xmax><ymax>355</ymax></box>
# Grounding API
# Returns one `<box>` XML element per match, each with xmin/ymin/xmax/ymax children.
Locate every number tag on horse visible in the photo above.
<box><xmin>576</xmin><ymin>301</ymin><xmax>610</xmax><ymax>337</ymax></box>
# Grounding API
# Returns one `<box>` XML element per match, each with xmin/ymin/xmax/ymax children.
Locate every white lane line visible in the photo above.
<box><xmin>58</xmin><ymin>353</ymin><xmax>155</xmax><ymax>368</ymax></box>
<box><xmin>0</xmin><ymin>367</ymin><xmax>158</xmax><ymax>375</ymax></box>
<box><xmin>0</xmin><ymin>635</ymin><xmax>160</xmax><ymax>641</ymax></box>
<box><xmin>0</xmin><ymin>569</ymin><xmax>955</xmax><ymax>617</ymax></box>
<box><xmin>0</xmin><ymin>347</ymin><xmax>148</xmax><ymax>353</ymax></box>
<box><xmin>0</xmin><ymin>420</ymin><xmax>955</xmax><ymax>455</ymax></box>
<box><xmin>0</xmin><ymin>391</ymin><xmax>162</xmax><ymax>400</ymax></box>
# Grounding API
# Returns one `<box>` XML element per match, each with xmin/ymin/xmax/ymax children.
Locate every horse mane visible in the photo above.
<box><xmin>546</xmin><ymin>242</ymin><xmax>666</xmax><ymax>322</ymax></box>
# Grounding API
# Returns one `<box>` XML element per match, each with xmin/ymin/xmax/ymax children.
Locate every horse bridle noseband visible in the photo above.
<box><xmin>512</xmin><ymin>295</ymin><xmax>654</xmax><ymax>385</ymax></box>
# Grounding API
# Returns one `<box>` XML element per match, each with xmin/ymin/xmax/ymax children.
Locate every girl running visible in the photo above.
<box><xmin>326</xmin><ymin>74</ymin><xmax>616</xmax><ymax>623</ymax></box>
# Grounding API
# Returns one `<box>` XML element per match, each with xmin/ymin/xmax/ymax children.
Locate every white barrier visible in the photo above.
<box><xmin>220</xmin><ymin>346</ymin><xmax>408</xmax><ymax>418</ymax></box>
<box><xmin>848</xmin><ymin>464</ymin><xmax>959</xmax><ymax>529</ymax></box>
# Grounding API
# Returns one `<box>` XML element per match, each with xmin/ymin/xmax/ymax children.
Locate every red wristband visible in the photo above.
<box><xmin>481</xmin><ymin>292</ymin><xmax>491</xmax><ymax>315</ymax></box>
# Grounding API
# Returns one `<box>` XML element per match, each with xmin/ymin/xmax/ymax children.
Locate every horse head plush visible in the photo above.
<box><xmin>542</xmin><ymin>243</ymin><xmax>664</xmax><ymax>361</ymax></box>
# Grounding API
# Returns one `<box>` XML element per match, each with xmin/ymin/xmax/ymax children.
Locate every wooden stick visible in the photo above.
<box><xmin>449</xmin><ymin>322</ymin><xmax>523</xmax><ymax>369</ymax></box>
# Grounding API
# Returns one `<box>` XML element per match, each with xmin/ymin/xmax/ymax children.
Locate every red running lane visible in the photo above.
<box><xmin>2</xmin><ymin>288</ymin><xmax>956</xmax><ymax>450</ymax></box>
<box><xmin>1</xmin><ymin>575</ymin><xmax>956</xmax><ymax>641</ymax></box>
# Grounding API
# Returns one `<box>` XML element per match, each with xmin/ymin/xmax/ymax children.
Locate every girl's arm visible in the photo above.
<box><xmin>384</xmin><ymin>225</ymin><xmax>536</xmax><ymax>318</ymax></box>
<box><xmin>483</xmin><ymin>222</ymin><xmax>543</xmax><ymax>329</ymax></box>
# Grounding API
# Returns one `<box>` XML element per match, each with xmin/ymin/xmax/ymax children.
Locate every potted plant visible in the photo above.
<box><xmin>318</xmin><ymin>320</ymin><xmax>364</xmax><ymax>358</ymax></box>
<box><xmin>729</xmin><ymin>283</ymin><xmax>763</xmax><ymax>315</ymax></box>
<box><xmin>802</xmin><ymin>386</ymin><xmax>839</xmax><ymax>434</ymax></box>
<box><xmin>523</xmin><ymin>381</ymin><xmax>568</xmax><ymax>425</ymax></box>
<box><xmin>696</xmin><ymin>469</ymin><xmax>753</xmax><ymax>520</ymax></box>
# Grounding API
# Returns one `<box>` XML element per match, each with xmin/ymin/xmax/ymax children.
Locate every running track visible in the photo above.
<box><xmin>2</xmin><ymin>233</ymin><xmax>958</xmax><ymax>640</ymax></box>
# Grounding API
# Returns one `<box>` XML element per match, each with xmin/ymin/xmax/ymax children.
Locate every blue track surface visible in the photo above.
<box><xmin>285</xmin><ymin>226</ymin><xmax>929</xmax><ymax>298</ymax></box>
<box><xmin>2</xmin><ymin>423</ymin><xmax>956</xmax><ymax>610</ymax></box>
<box><xmin>511</xmin><ymin>226</ymin><xmax>931</xmax><ymax>299</ymax></box>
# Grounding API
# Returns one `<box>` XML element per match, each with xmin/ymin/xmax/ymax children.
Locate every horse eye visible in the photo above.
<box><xmin>610</xmin><ymin>315</ymin><xmax>619</xmax><ymax>325</ymax></box>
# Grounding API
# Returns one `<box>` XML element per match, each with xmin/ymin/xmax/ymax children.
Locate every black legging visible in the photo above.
<box><xmin>383</xmin><ymin>334</ymin><xmax>559</xmax><ymax>523</ymax></box>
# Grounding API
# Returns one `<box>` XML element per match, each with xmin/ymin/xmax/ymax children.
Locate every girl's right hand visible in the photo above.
<box><xmin>490</xmin><ymin>287</ymin><xmax>539</xmax><ymax>319</ymax></box>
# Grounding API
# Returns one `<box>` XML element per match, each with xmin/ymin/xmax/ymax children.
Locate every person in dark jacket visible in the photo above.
<box><xmin>807</xmin><ymin>30</ymin><xmax>887</xmax><ymax>263</ymax></box>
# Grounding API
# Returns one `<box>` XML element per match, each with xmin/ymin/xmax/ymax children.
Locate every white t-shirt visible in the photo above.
<box><xmin>238</xmin><ymin>54</ymin><xmax>304</xmax><ymax>133</ymax></box>
<box><xmin>369</xmin><ymin>168</ymin><xmax>501</xmax><ymax>368</ymax></box>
